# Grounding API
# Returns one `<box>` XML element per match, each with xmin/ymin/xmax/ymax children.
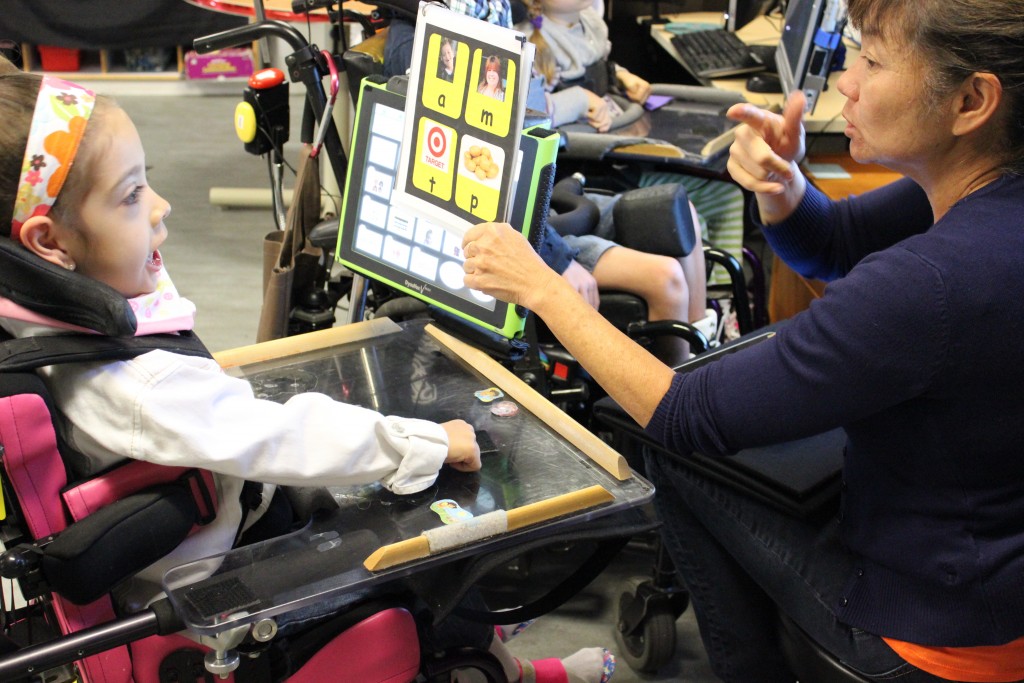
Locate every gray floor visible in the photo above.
<box><xmin>117</xmin><ymin>91</ymin><xmax>718</xmax><ymax>682</ymax></box>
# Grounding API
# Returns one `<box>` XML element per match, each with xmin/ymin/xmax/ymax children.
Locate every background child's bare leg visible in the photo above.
<box><xmin>592</xmin><ymin>245</ymin><xmax>698</xmax><ymax>365</ymax></box>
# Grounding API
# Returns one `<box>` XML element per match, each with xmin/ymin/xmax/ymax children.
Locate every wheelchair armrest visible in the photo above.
<box><xmin>626</xmin><ymin>319</ymin><xmax>709</xmax><ymax>355</ymax></box>
<box><xmin>556</xmin><ymin>131</ymin><xmax>648</xmax><ymax>161</ymax></box>
<box><xmin>649</xmin><ymin>83</ymin><xmax>747</xmax><ymax>107</ymax></box>
<box><xmin>606</xmin><ymin>96</ymin><xmax>645</xmax><ymax>131</ymax></box>
<box><xmin>704</xmin><ymin>247</ymin><xmax>754</xmax><ymax>335</ymax></box>
<box><xmin>613</xmin><ymin>183</ymin><xmax>697</xmax><ymax>257</ymax></box>
<box><xmin>1</xmin><ymin>485</ymin><xmax>199</xmax><ymax>606</ymax></box>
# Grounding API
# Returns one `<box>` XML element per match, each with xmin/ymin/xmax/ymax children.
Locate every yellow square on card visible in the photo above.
<box><xmin>412</xmin><ymin>118</ymin><xmax>458</xmax><ymax>200</ymax></box>
<box><xmin>455</xmin><ymin>133</ymin><xmax>504</xmax><ymax>221</ymax></box>
<box><xmin>464</xmin><ymin>50</ymin><xmax>515</xmax><ymax>137</ymax></box>
<box><xmin>421</xmin><ymin>33</ymin><xmax>468</xmax><ymax>119</ymax></box>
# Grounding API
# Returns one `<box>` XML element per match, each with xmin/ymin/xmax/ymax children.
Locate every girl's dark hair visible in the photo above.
<box><xmin>847</xmin><ymin>0</ymin><xmax>1024</xmax><ymax>174</ymax></box>
<box><xmin>0</xmin><ymin>56</ymin><xmax>110</xmax><ymax>236</ymax></box>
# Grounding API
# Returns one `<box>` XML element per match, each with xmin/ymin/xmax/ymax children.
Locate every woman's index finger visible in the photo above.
<box><xmin>726</xmin><ymin>102</ymin><xmax>770</xmax><ymax>127</ymax></box>
<box><xmin>782</xmin><ymin>91</ymin><xmax>808</xmax><ymax>139</ymax></box>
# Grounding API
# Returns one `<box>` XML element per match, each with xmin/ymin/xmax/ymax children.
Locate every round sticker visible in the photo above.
<box><xmin>491</xmin><ymin>400</ymin><xmax>519</xmax><ymax>417</ymax></box>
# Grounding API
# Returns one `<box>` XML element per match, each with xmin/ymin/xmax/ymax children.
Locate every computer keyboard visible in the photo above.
<box><xmin>669</xmin><ymin>28</ymin><xmax>768</xmax><ymax>81</ymax></box>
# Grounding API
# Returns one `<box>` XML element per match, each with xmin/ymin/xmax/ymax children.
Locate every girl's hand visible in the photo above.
<box><xmin>584</xmin><ymin>89</ymin><xmax>611</xmax><ymax>132</ymax></box>
<box><xmin>441</xmin><ymin>420</ymin><xmax>481</xmax><ymax>472</ymax></box>
<box><xmin>618</xmin><ymin>70</ymin><xmax>651</xmax><ymax>104</ymax></box>
<box><xmin>462</xmin><ymin>223</ymin><xmax>559</xmax><ymax>311</ymax></box>
<box><xmin>725</xmin><ymin>92</ymin><xmax>807</xmax><ymax>196</ymax></box>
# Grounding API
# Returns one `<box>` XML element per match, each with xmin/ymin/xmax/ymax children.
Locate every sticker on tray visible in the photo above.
<box><xmin>474</xmin><ymin>387</ymin><xmax>504</xmax><ymax>403</ymax></box>
<box><xmin>431</xmin><ymin>499</ymin><xmax>474</xmax><ymax>524</ymax></box>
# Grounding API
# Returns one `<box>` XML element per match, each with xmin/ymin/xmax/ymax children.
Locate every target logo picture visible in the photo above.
<box><xmin>423</xmin><ymin>125</ymin><xmax>450</xmax><ymax>172</ymax></box>
<box><xmin>413</xmin><ymin>117</ymin><xmax>458</xmax><ymax>201</ymax></box>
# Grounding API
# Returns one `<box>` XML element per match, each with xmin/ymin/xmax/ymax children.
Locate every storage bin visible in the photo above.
<box><xmin>38</xmin><ymin>46</ymin><xmax>80</xmax><ymax>71</ymax></box>
<box><xmin>185</xmin><ymin>48</ymin><xmax>254</xmax><ymax>80</ymax></box>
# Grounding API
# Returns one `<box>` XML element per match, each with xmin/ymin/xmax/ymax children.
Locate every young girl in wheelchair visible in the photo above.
<box><xmin>0</xmin><ymin>58</ymin><xmax>613</xmax><ymax>683</ymax></box>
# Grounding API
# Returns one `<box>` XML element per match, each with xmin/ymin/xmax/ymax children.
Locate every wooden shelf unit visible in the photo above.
<box><xmin>20</xmin><ymin>44</ymin><xmax>187</xmax><ymax>81</ymax></box>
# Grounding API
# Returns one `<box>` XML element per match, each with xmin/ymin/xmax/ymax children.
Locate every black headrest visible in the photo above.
<box><xmin>0</xmin><ymin>237</ymin><xmax>137</xmax><ymax>337</ymax></box>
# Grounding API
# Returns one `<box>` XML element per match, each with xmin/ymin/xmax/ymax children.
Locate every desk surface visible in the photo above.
<box><xmin>164</xmin><ymin>318</ymin><xmax>652</xmax><ymax>634</ymax></box>
<box><xmin>650</xmin><ymin>12</ymin><xmax>856</xmax><ymax>134</ymax></box>
<box><xmin>803</xmin><ymin>154</ymin><xmax>901</xmax><ymax>200</ymax></box>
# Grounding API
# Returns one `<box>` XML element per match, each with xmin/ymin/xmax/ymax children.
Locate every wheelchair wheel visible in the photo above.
<box><xmin>614</xmin><ymin>576</ymin><xmax>678</xmax><ymax>673</ymax></box>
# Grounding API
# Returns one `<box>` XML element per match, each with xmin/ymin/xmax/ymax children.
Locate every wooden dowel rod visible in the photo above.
<box><xmin>363</xmin><ymin>485</ymin><xmax>614</xmax><ymax>571</ymax></box>
<box><xmin>425</xmin><ymin>324</ymin><xmax>632</xmax><ymax>480</ymax></box>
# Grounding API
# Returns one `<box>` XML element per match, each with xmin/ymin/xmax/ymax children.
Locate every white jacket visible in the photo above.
<box><xmin>2</xmin><ymin>316</ymin><xmax>449</xmax><ymax>610</ymax></box>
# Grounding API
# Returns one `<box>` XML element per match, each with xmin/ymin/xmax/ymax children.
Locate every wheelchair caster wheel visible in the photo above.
<box><xmin>614</xmin><ymin>576</ymin><xmax>678</xmax><ymax>674</ymax></box>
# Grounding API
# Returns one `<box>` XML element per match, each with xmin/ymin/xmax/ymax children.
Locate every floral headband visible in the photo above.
<box><xmin>11</xmin><ymin>76</ymin><xmax>96</xmax><ymax>242</ymax></box>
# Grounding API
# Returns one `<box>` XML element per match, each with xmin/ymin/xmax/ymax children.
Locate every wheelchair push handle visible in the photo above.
<box><xmin>193</xmin><ymin>17</ymin><xmax>350</xmax><ymax>209</ymax></box>
<box><xmin>193</xmin><ymin>19</ymin><xmax>309</xmax><ymax>55</ymax></box>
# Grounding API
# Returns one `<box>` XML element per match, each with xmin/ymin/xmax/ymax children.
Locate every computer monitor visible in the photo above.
<box><xmin>726</xmin><ymin>0</ymin><xmax>777</xmax><ymax>32</ymax></box>
<box><xmin>774</xmin><ymin>0</ymin><xmax>844</xmax><ymax>113</ymax></box>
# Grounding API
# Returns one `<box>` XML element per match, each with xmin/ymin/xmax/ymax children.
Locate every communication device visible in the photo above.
<box><xmin>336</xmin><ymin>79</ymin><xmax>559</xmax><ymax>340</ymax></box>
<box><xmin>775</xmin><ymin>0</ymin><xmax>844</xmax><ymax>113</ymax></box>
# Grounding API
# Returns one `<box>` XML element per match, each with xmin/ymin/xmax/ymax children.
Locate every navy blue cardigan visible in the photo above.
<box><xmin>646</xmin><ymin>174</ymin><xmax>1024</xmax><ymax>646</ymax></box>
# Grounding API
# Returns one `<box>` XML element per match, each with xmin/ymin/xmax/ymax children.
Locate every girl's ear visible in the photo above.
<box><xmin>17</xmin><ymin>216</ymin><xmax>76</xmax><ymax>270</ymax></box>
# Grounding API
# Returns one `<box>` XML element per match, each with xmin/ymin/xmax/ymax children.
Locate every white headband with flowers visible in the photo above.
<box><xmin>11</xmin><ymin>76</ymin><xmax>96</xmax><ymax>242</ymax></box>
<box><xmin>5</xmin><ymin>77</ymin><xmax>196</xmax><ymax>335</ymax></box>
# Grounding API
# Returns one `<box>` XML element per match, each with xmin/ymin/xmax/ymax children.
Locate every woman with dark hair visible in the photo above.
<box><xmin>462</xmin><ymin>0</ymin><xmax>1024</xmax><ymax>679</ymax></box>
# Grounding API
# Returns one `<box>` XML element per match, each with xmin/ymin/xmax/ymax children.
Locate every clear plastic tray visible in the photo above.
<box><xmin>163</xmin><ymin>319</ymin><xmax>654</xmax><ymax>634</ymax></box>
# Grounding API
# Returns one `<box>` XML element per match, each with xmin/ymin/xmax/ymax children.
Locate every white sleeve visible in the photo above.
<box><xmin>50</xmin><ymin>351</ymin><xmax>449</xmax><ymax>495</ymax></box>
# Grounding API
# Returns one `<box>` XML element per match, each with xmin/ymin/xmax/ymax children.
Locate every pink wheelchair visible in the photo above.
<box><xmin>0</xmin><ymin>238</ymin><xmax>510</xmax><ymax>683</ymax></box>
<box><xmin>0</xmin><ymin>237</ymin><xmax>648</xmax><ymax>682</ymax></box>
